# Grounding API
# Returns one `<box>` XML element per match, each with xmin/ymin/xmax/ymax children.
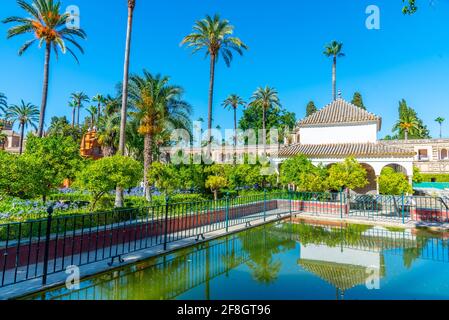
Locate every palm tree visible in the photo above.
<box><xmin>116</xmin><ymin>0</ymin><xmax>137</xmax><ymax>208</ymax></box>
<box><xmin>5</xmin><ymin>100</ymin><xmax>39</xmax><ymax>154</ymax></box>
<box><xmin>0</xmin><ymin>92</ymin><xmax>7</xmax><ymax>115</ymax></box>
<box><xmin>92</xmin><ymin>94</ymin><xmax>105</xmax><ymax>119</ymax></box>
<box><xmin>3</xmin><ymin>0</ymin><xmax>87</xmax><ymax>137</ymax></box>
<box><xmin>393</xmin><ymin>110</ymin><xmax>421</xmax><ymax>141</ymax></box>
<box><xmin>223</xmin><ymin>94</ymin><xmax>245</xmax><ymax>163</ymax></box>
<box><xmin>323</xmin><ymin>41</ymin><xmax>345</xmax><ymax>101</ymax></box>
<box><xmin>128</xmin><ymin>71</ymin><xmax>192</xmax><ymax>200</ymax></box>
<box><xmin>70</xmin><ymin>92</ymin><xmax>89</xmax><ymax>126</ymax></box>
<box><xmin>248</xmin><ymin>87</ymin><xmax>281</xmax><ymax>155</ymax></box>
<box><xmin>87</xmin><ymin>106</ymin><xmax>98</xmax><ymax>129</ymax></box>
<box><xmin>104</xmin><ymin>94</ymin><xmax>121</xmax><ymax>116</ymax></box>
<box><xmin>181</xmin><ymin>14</ymin><xmax>248</xmax><ymax>154</ymax></box>
<box><xmin>435</xmin><ymin>117</ymin><xmax>445</xmax><ymax>139</ymax></box>
<box><xmin>97</xmin><ymin>112</ymin><xmax>120</xmax><ymax>157</ymax></box>
<box><xmin>68</xmin><ymin>100</ymin><xmax>77</xmax><ymax>127</ymax></box>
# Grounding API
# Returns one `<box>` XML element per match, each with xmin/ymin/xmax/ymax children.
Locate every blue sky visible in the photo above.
<box><xmin>1</xmin><ymin>0</ymin><xmax>449</xmax><ymax>138</ymax></box>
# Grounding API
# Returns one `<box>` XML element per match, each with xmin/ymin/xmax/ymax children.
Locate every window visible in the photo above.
<box><xmin>418</xmin><ymin>149</ymin><xmax>429</xmax><ymax>161</ymax></box>
<box><xmin>441</xmin><ymin>149</ymin><xmax>448</xmax><ymax>160</ymax></box>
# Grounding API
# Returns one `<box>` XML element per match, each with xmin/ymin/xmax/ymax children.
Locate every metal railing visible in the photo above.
<box><xmin>0</xmin><ymin>191</ymin><xmax>291</xmax><ymax>288</ymax></box>
<box><xmin>1</xmin><ymin>190</ymin><xmax>449</xmax><ymax>289</ymax></box>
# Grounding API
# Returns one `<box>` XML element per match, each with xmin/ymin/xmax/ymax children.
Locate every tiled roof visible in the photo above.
<box><xmin>299</xmin><ymin>98</ymin><xmax>382</xmax><ymax>128</ymax></box>
<box><xmin>278</xmin><ymin>142</ymin><xmax>415</xmax><ymax>158</ymax></box>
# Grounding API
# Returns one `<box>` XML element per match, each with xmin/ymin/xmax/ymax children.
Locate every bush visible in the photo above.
<box><xmin>379</xmin><ymin>167</ymin><xmax>413</xmax><ymax>195</ymax></box>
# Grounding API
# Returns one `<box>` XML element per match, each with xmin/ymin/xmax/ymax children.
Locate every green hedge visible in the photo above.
<box><xmin>420</xmin><ymin>174</ymin><xmax>449</xmax><ymax>183</ymax></box>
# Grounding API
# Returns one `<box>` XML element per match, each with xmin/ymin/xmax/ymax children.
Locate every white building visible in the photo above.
<box><xmin>277</xmin><ymin>98</ymin><xmax>415</xmax><ymax>194</ymax></box>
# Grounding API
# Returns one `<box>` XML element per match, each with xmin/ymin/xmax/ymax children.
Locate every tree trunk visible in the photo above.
<box><xmin>332</xmin><ymin>56</ymin><xmax>337</xmax><ymax>101</ymax></box>
<box><xmin>213</xmin><ymin>190</ymin><xmax>218</xmax><ymax>201</ymax></box>
<box><xmin>404</xmin><ymin>129</ymin><xmax>408</xmax><ymax>142</ymax></box>
<box><xmin>143</xmin><ymin>133</ymin><xmax>153</xmax><ymax>201</ymax></box>
<box><xmin>115</xmin><ymin>3</ymin><xmax>135</xmax><ymax>208</ymax></box>
<box><xmin>71</xmin><ymin>107</ymin><xmax>76</xmax><ymax>127</ymax></box>
<box><xmin>206</xmin><ymin>54</ymin><xmax>216</xmax><ymax>159</ymax></box>
<box><xmin>262</xmin><ymin>106</ymin><xmax>267</xmax><ymax>156</ymax></box>
<box><xmin>77</xmin><ymin>104</ymin><xmax>80</xmax><ymax>126</ymax></box>
<box><xmin>440</xmin><ymin>124</ymin><xmax>443</xmax><ymax>139</ymax></box>
<box><xmin>38</xmin><ymin>43</ymin><xmax>51</xmax><ymax>137</ymax></box>
<box><xmin>19</xmin><ymin>123</ymin><xmax>24</xmax><ymax>155</ymax></box>
<box><xmin>233</xmin><ymin>106</ymin><xmax>237</xmax><ymax>165</ymax></box>
<box><xmin>97</xmin><ymin>102</ymin><xmax>101</xmax><ymax>120</ymax></box>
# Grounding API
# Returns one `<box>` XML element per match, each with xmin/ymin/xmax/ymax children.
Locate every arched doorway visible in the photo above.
<box><xmin>355</xmin><ymin>163</ymin><xmax>377</xmax><ymax>194</ymax></box>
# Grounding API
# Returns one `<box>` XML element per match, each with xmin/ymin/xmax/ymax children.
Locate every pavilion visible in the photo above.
<box><xmin>277</xmin><ymin>97</ymin><xmax>416</xmax><ymax>194</ymax></box>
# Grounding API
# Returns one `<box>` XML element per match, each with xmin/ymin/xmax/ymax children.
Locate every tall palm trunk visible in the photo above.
<box><xmin>206</xmin><ymin>54</ymin><xmax>216</xmax><ymax>158</ymax></box>
<box><xmin>37</xmin><ymin>43</ymin><xmax>51</xmax><ymax>137</ymax></box>
<box><xmin>143</xmin><ymin>133</ymin><xmax>153</xmax><ymax>201</ymax></box>
<box><xmin>19</xmin><ymin>122</ymin><xmax>25</xmax><ymax>155</ymax></box>
<box><xmin>332</xmin><ymin>56</ymin><xmax>337</xmax><ymax>101</ymax></box>
<box><xmin>440</xmin><ymin>124</ymin><xmax>443</xmax><ymax>139</ymax></box>
<box><xmin>262</xmin><ymin>106</ymin><xmax>267</xmax><ymax>155</ymax></box>
<box><xmin>77</xmin><ymin>104</ymin><xmax>81</xmax><ymax>126</ymax></box>
<box><xmin>404</xmin><ymin>129</ymin><xmax>409</xmax><ymax>142</ymax></box>
<box><xmin>71</xmin><ymin>108</ymin><xmax>76</xmax><ymax>127</ymax></box>
<box><xmin>233</xmin><ymin>105</ymin><xmax>237</xmax><ymax>165</ymax></box>
<box><xmin>116</xmin><ymin>0</ymin><xmax>135</xmax><ymax>208</ymax></box>
<box><xmin>97</xmin><ymin>102</ymin><xmax>102</xmax><ymax>120</ymax></box>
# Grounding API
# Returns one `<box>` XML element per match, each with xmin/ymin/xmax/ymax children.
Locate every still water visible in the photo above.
<box><xmin>26</xmin><ymin>220</ymin><xmax>449</xmax><ymax>300</ymax></box>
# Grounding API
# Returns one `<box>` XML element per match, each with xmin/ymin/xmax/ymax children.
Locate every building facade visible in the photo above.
<box><xmin>277</xmin><ymin>98</ymin><xmax>416</xmax><ymax>194</ymax></box>
<box><xmin>0</xmin><ymin>120</ymin><xmax>22</xmax><ymax>154</ymax></box>
<box><xmin>382</xmin><ymin>139</ymin><xmax>449</xmax><ymax>174</ymax></box>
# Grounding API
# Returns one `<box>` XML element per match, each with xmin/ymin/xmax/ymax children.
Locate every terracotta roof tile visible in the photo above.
<box><xmin>278</xmin><ymin>142</ymin><xmax>415</xmax><ymax>158</ymax></box>
<box><xmin>299</xmin><ymin>98</ymin><xmax>382</xmax><ymax>128</ymax></box>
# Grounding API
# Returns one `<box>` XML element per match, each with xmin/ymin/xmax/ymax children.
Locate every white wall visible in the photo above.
<box><xmin>300</xmin><ymin>123</ymin><xmax>378</xmax><ymax>145</ymax></box>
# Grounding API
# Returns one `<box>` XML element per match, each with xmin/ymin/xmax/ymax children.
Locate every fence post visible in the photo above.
<box><xmin>163</xmin><ymin>196</ymin><xmax>170</xmax><ymax>251</ymax></box>
<box><xmin>225</xmin><ymin>193</ymin><xmax>230</xmax><ymax>233</ymax></box>
<box><xmin>289</xmin><ymin>190</ymin><xmax>293</xmax><ymax>218</ymax></box>
<box><xmin>42</xmin><ymin>205</ymin><xmax>54</xmax><ymax>286</ymax></box>
<box><xmin>340</xmin><ymin>189</ymin><xmax>343</xmax><ymax>220</ymax></box>
<box><xmin>402</xmin><ymin>193</ymin><xmax>405</xmax><ymax>224</ymax></box>
<box><xmin>264</xmin><ymin>189</ymin><xmax>267</xmax><ymax>222</ymax></box>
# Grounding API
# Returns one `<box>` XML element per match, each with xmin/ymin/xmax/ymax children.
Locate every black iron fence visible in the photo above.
<box><xmin>1</xmin><ymin>190</ymin><xmax>449</xmax><ymax>289</ymax></box>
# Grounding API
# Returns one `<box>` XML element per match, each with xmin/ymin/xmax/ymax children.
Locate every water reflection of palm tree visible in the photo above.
<box><xmin>240</xmin><ymin>225</ymin><xmax>295</xmax><ymax>284</ymax></box>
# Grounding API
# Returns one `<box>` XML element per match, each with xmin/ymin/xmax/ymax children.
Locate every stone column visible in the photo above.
<box><xmin>376</xmin><ymin>176</ymin><xmax>380</xmax><ymax>195</ymax></box>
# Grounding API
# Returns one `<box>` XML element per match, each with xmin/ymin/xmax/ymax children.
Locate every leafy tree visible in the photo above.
<box><xmin>413</xmin><ymin>166</ymin><xmax>423</xmax><ymax>184</ymax></box>
<box><xmin>379</xmin><ymin>167</ymin><xmax>413</xmax><ymax>195</ymax></box>
<box><xmin>403</xmin><ymin>0</ymin><xmax>418</xmax><ymax>14</ymax></box>
<box><xmin>47</xmin><ymin>116</ymin><xmax>83</xmax><ymax>142</ymax></box>
<box><xmin>147</xmin><ymin>162</ymin><xmax>180</xmax><ymax>196</ymax></box>
<box><xmin>305</xmin><ymin>101</ymin><xmax>317</xmax><ymax>117</ymax></box>
<box><xmin>435</xmin><ymin>117</ymin><xmax>445</xmax><ymax>139</ymax></box>
<box><xmin>181</xmin><ymin>14</ymin><xmax>248</xmax><ymax>147</ymax></box>
<box><xmin>280</xmin><ymin>155</ymin><xmax>328</xmax><ymax>192</ymax></box>
<box><xmin>393</xmin><ymin>99</ymin><xmax>429</xmax><ymax>140</ymax></box>
<box><xmin>128</xmin><ymin>71</ymin><xmax>192</xmax><ymax>200</ymax></box>
<box><xmin>5</xmin><ymin>100</ymin><xmax>39</xmax><ymax>154</ymax></box>
<box><xmin>25</xmin><ymin>135</ymin><xmax>84</xmax><ymax>201</ymax></box>
<box><xmin>351</xmin><ymin>92</ymin><xmax>366</xmax><ymax>110</ymax></box>
<box><xmin>323</xmin><ymin>41</ymin><xmax>345</xmax><ymax>101</ymax></box>
<box><xmin>248</xmin><ymin>87</ymin><xmax>281</xmax><ymax>154</ymax></box>
<box><xmin>327</xmin><ymin>157</ymin><xmax>368</xmax><ymax>191</ymax></box>
<box><xmin>97</xmin><ymin>112</ymin><xmax>120</xmax><ymax>157</ymax></box>
<box><xmin>71</xmin><ymin>92</ymin><xmax>90</xmax><ymax>127</ymax></box>
<box><xmin>223</xmin><ymin>94</ymin><xmax>246</xmax><ymax>161</ymax></box>
<box><xmin>239</xmin><ymin>102</ymin><xmax>296</xmax><ymax>144</ymax></box>
<box><xmin>75</xmin><ymin>155</ymin><xmax>142</xmax><ymax>210</ymax></box>
<box><xmin>92</xmin><ymin>94</ymin><xmax>106</xmax><ymax>119</ymax></box>
<box><xmin>3</xmin><ymin>0</ymin><xmax>87</xmax><ymax>137</ymax></box>
<box><xmin>206</xmin><ymin>176</ymin><xmax>228</xmax><ymax>200</ymax></box>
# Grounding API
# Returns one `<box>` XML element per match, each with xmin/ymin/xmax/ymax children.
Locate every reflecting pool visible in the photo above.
<box><xmin>25</xmin><ymin>220</ymin><xmax>449</xmax><ymax>300</ymax></box>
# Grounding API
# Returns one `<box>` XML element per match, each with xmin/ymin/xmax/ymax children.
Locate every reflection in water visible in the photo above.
<box><xmin>26</xmin><ymin>221</ymin><xmax>449</xmax><ymax>300</ymax></box>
